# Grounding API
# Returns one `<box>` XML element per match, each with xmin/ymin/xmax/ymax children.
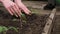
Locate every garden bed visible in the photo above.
<box><xmin>0</xmin><ymin>9</ymin><xmax>50</xmax><ymax>34</ymax></box>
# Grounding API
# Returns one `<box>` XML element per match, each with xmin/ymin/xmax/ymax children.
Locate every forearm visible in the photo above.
<box><xmin>0</xmin><ymin>0</ymin><xmax>11</xmax><ymax>3</ymax></box>
<box><xmin>0</xmin><ymin>0</ymin><xmax>6</xmax><ymax>3</ymax></box>
<box><xmin>0</xmin><ymin>0</ymin><xmax>3</xmax><ymax>3</ymax></box>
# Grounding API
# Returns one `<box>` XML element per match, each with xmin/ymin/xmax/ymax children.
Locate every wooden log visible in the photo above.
<box><xmin>42</xmin><ymin>8</ymin><xmax>56</xmax><ymax>34</ymax></box>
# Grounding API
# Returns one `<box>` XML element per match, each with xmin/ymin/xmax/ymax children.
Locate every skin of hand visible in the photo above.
<box><xmin>14</xmin><ymin>0</ymin><xmax>31</xmax><ymax>15</ymax></box>
<box><xmin>0</xmin><ymin>0</ymin><xmax>21</xmax><ymax>17</ymax></box>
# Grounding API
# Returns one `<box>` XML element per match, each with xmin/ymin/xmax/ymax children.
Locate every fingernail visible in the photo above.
<box><xmin>16</xmin><ymin>16</ymin><xmax>18</xmax><ymax>17</ymax></box>
<box><xmin>28</xmin><ymin>12</ymin><xmax>32</xmax><ymax>15</ymax></box>
<box><xmin>15</xmin><ymin>15</ymin><xmax>18</xmax><ymax>17</ymax></box>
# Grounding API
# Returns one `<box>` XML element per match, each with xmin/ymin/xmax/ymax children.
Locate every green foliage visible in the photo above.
<box><xmin>21</xmin><ymin>13</ymin><xmax>27</xmax><ymax>20</ymax></box>
<box><xmin>56</xmin><ymin>0</ymin><xmax>60</xmax><ymax>3</ymax></box>
<box><xmin>56</xmin><ymin>0</ymin><xmax>60</xmax><ymax>5</ymax></box>
<box><xmin>8</xmin><ymin>27</ymin><xmax>19</xmax><ymax>32</ymax></box>
<box><xmin>0</xmin><ymin>26</ymin><xmax>8</xmax><ymax>33</ymax></box>
<box><xmin>21</xmin><ymin>13</ymin><xmax>27</xmax><ymax>23</ymax></box>
<box><xmin>0</xmin><ymin>26</ymin><xmax>19</xmax><ymax>34</ymax></box>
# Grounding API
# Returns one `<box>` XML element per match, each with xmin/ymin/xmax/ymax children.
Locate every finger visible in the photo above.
<box><xmin>10</xmin><ymin>7</ymin><xmax>18</xmax><ymax>17</ymax></box>
<box><xmin>7</xmin><ymin>8</ymin><xmax>13</xmax><ymax>15</ymax></box>
<box><xmin>20</xmin><ymin>3</ymin><xmax>31</xmax><ymax>15</ymax></box>
<box><xmin>22</xmin><ymin>7</ymin><xmax>31</xmax><ymax>15</ymax></box>
<box><xmin>12</xmin><ymin>5</ymin><xmax>21</xmax><ymax>17</ymax></box>
<box><xmin>14</xmin><ymin>5</ymin><xmax>21</xmax><ymax>17</ymax></box>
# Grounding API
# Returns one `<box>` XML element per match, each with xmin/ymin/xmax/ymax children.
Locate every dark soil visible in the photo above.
<box><xmin>51</xmin><ymin>15</ymin><xmax>60</xmax><ymax>34</ymax></box>
<box><xmin>20</xmin><ymin>13</ymin><xmax>49</xmax><ymax>34</ymax></box>
<box><xmin>0</xmin><ymin>10</ymin><xmax>49</xmax><ymax>34</ymax></box>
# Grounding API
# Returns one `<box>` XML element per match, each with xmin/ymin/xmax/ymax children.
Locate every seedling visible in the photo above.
<box><xmin>0</xmin><ymin>26</ymin><xmax>8</xmax><ymax>33</ymax></box>
<box><xmin>0</xmin><ymin>26</ymin><xmax>19</xmax><ymax>34</ymax></box>
<box><xmin>21</xmin><ymin>13</ymin><xmax>27</xmax><ymax>23</ymax></box>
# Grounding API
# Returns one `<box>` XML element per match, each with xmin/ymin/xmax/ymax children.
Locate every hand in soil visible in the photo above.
<box><xmin>0</xmin><ymin>0</ymin><xmax>21</xmax><ymax>17</ymax></box>
<box><xmin>14</xmin><ymin>0</ymin><xmax>31</xmax><ymax>15</ymax></box>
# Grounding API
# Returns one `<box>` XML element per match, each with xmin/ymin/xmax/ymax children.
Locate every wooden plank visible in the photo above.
<box><xmin>23</xmin><ymin>1</ymin><xmax>47</xmax><ymax>9</ymax></box>
<box><xmin>42</xmin><ymin>8</ymin><xmax>56</xmax><ymax>34</ymax></box>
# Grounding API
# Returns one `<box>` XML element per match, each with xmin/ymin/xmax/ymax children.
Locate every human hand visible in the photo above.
<box><xmin>1</xmin><ymin>0</ymin><xmax>21</xmax><ymax>17</ymax></box>
<box><xmin>14</xmin><ymin>0</ymin><xmax>31</xmax><ymax>15</ymax></box>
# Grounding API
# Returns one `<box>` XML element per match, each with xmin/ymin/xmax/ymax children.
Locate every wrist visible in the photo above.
<box><xmin>0</xmin><ymin>0</ymin><xmax>6</xmax><ymax>3</ymax></box>
<box><xmin>0</xmin><ymin>0</ymin><xmax>10</xmax><ymax>3</ymax></box>
<box><xmin>15</xmin><ymin>0</ymin><xmax>21</xmax><ymax>2</ymax></box>
<box><xmin>0</xmin><ymin>0</ymin><xmax>3</xmax><ymax>3</ymax></box>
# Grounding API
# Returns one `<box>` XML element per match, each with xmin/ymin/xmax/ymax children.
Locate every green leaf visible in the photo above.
<box><xmin>0</xmin><ymin>26</ymin><xmax>8</xmax><ymax>33</ymax></box>
<box><xmin>8</xmin><ymin>27</ymin><xmax>18</xmax><ymax>32</ymax></box>
<box><xmin>21</xmin><ymin>13</ymin><xmax>27</xmax><ymax>20</ymax></box>
<box><xmin>0</xmin><ymin>26</ymin><xmax>4</xmax><ymax>32</ymax></box>
<box><xmin>2</xmin><ymin>26</ymin><xmax>8</xmax><ymax>31</ymax></box>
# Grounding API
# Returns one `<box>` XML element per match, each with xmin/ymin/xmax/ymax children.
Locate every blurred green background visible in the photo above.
<box><xmin>56</xmin><ymin>0</ymin><xmax>60</xmax><ymax>6</ymax></box>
